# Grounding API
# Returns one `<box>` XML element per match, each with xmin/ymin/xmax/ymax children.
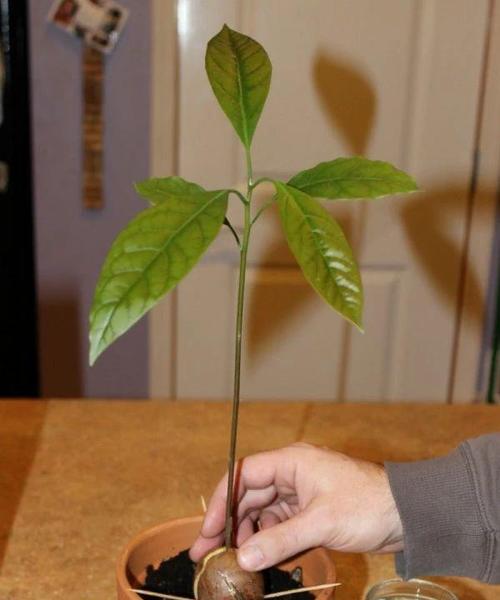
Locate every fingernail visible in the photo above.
<box><xmin>238</xmin><ymin>545</ymin><xmax>265</xmax><ymax>570</ymax></box>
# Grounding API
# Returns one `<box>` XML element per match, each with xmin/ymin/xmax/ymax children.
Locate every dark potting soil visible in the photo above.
<box><xmin>141</xmin><ymin>549</ymin><xmax>314</xmax><ymax>600</ymax></box>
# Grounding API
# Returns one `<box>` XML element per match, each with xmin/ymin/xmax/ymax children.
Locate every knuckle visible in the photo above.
<box><xmin>290</xmin><ymin>441</ymin><xmax>315</xmax><ymax>449</ymax></box>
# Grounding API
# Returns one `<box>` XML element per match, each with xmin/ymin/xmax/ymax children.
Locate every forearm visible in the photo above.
<box><xmin>386</xmin><ymin>433</ymin><xmax>500</xmax><ymax>584</ymax></box>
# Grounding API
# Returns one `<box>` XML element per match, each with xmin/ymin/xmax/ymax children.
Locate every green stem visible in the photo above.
<box><xmin>245</xmin><ymin>147</ymin><xmax>254</xmax><ymax>187</ymax></box>
<box><xmin>229</xmin><ymin>189</ymin><xmax>249</xmax><ymax>205</ymax></box>
<box><xmin>251</xmin><ymin>195</ymin><xmax>277</xmax><ymax>226</ymax></box>
<box><xmin>224</xmin><ymin>218</ymin><xmax>241</xmax><ymax>248</ymax></box>
<box><xmin>250</xmin><ymin>176</ymin><xmax>274</xmax><ymax>189</ymax></box>
<box><xmin>224</xmin><ymin>148</ymin><xmax>254</xmax><ymax>548</ymax></box>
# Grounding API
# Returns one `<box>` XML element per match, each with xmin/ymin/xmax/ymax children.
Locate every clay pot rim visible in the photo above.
<box><xmin>116</xmin><ymin>515</ymin><xmax>335</xmax><ymax>600</ymax></box>
<box><xmin>116</xmin><ymin>515</ymin><xmax>203</xmax><ymax>598</ymax></box>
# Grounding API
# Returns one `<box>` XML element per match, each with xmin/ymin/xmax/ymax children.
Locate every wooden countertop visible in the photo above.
<box><xmin>1</xmin><ymin>400</ymin><xmax>499</xmax><ymax>600</ymax></box>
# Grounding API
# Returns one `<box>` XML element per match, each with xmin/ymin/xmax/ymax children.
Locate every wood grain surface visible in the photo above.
<box><xmin>0</xmin><ymin>400</ymin><xmax>499</xmax><ymax>599</ymax></box>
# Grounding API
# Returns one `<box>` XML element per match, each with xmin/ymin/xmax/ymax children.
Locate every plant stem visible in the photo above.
<box><xmin>224</xmin><ymin>217</ymin><xmax>241</xmax><ymax>248</ymax></box>
<box><xmin>224</xmin><ymin>148</ymin><xmax>254</xmax><ymax>548</ymax></box>
<box><xmin>251</xmin><ymin>195</ymin><xmax>277</xmax><ymax>226</ymax></box>
<box><xmin>250</xmin><ymin>176</ymin><xmax>274</xmax><ymax>189</ymax></box>
<box><xmin>229</xmin><ymin>189</ymin><xmax>249</xmax><ymax>205</ymax></box>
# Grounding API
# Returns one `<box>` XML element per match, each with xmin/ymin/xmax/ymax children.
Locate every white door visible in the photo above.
<box><xmin>151</xmin><ymin>0</ymin><xmax>490</xmax><ymax>402</ymax></box>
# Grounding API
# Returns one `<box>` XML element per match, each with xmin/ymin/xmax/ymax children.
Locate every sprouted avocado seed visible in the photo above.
<box><xmin>194</xmin><ymin>547</ymin><xmax>264</xmax><ymax>600</ymax></box>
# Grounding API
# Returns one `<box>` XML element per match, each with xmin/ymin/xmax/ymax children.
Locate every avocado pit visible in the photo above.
<box><xmin>194</xmin><ymin>547</ymin><xmax>264</xmax><ymax>600</ymax></box>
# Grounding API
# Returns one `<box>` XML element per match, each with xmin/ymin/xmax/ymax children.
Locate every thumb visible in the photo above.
<box><xmin>236</xmin><ymin>511</ymin><xmax>318</xmax><ymax>571</ymax></box>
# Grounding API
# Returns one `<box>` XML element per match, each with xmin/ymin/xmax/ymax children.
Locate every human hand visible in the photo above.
<box><xmin>190</xmin><ymin>443</ymin><xmax>403</xmax><ymax>571</ymax></box>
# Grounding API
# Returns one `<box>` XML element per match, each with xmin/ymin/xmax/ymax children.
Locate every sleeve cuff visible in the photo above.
<box><xmin>385</xmin><ymin>445</ymin><xmax>491</xmax><ymax>581</ymax></box>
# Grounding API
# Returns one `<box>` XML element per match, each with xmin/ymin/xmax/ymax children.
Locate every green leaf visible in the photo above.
<box><xmin>89</xmin><ymin>190</ymin><xmax>228</xmax><ymax>365</ymax></box>
<box><xmin>205</xmin><ymin>24</ymin><xmax>272</xmax><ymax>148</ymax></box>
<box><xmin>288</xmin><ymin>157</ymin><xmax>418</xmax><ymax>200</ymax></box>
<box><xmin>274</xmin><ymin>181</ymin><xmax>363</xmax><ymax>329</ymax></box>
<box><xmin>134</xmin><ymin>176</ymin><xmax>204</xmax><ymax>206</ymax></box>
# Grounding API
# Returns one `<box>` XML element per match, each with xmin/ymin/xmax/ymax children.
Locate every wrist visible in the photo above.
<box><xmin>379</xmin><ymin>467</ymin><xmax>404</xmax><ymax>552</ymax></box>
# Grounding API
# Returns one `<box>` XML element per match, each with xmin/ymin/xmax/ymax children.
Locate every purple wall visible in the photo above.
<box><xmin>29</xmin><ymin>0</ymin><xmax>150</xmax><ymax>397</ymax></box>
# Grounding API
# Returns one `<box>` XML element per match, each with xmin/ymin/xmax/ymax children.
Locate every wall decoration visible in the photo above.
<box><xmin>48</xmin><ymin>0</ymin><xmax>129</xmax><ymax>54</ymax></box>
<box><xmin>48</xmin><ymin>0</ymin><xmax>129</xmax><ymax>209</ymax></box>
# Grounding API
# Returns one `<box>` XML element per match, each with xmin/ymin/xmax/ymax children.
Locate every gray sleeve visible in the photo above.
<box><xmin>385</xmin><ymin>433</ymin><xmax>500</xmax><ymax>584</ymax></box>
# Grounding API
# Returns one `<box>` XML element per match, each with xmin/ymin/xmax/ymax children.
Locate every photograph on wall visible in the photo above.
<box><xmin>48</xmin><ymin>0</ymin><xmax>129</xmax><ymax>53</ymax></box>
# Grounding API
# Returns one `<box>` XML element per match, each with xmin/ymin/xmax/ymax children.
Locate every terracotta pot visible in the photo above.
<box><xmin>116</xmin><ymin>516</ymin><xmax>336</xmax><ymax>600</ymax></box>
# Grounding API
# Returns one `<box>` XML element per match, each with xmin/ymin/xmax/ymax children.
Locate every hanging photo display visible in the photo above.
<box><xmin>48</xmin><ymin>0</ymin><xmax>129</xmax><ymax>54</ymax></box>
<box><xmin>48</xmin><ymin>0</ymin><xmax>129</xmax><ymax>209</ymax></box>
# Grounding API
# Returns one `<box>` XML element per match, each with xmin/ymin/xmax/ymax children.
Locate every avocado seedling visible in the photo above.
<box><xmin>89</xmin><ymin>25</ymin><xmax>417</xmax><ymax>600</ymax></box>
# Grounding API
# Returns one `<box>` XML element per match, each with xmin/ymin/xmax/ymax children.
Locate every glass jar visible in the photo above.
<box><xmin>365</xmin><ymin>578</ymin><xmax>458</xmax><ymax>600</ymax></box>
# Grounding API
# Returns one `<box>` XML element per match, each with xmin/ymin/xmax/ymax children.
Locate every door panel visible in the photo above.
<box><xmin>165</xmin><ymin>0</ymin><xmax>489</xmax><ymax>402</ymax></box>
<box><xmin>0</xmin><ymin>0</ymin><xmax>39</xmax><ymax>397</ymax></box>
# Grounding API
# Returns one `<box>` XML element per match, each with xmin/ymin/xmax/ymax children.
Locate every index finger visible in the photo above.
<box><xmin>201</xmin><ymin>447</ymin><xmax>297</xmax><ymax>538</ymax></box>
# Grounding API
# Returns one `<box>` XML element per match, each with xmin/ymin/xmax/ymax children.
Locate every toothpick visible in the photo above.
<box><xmin>264</xmin><ymin>582</ymin><xmax>342</xmax><ymax>598</ymax></box>
<box><xmin>128</xmin><ymin>589</ymin><xmax>194</xmax><ymax>600</ymax></box>
<box><xmin>130</xmin><ymin>582</ymin><xmax>342</xmax><ymax>600</ymax></box>
<box><xmin>200</xmin><ymin>495</ymin><xmax>207</xmax><ymax>513</ymax></box>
